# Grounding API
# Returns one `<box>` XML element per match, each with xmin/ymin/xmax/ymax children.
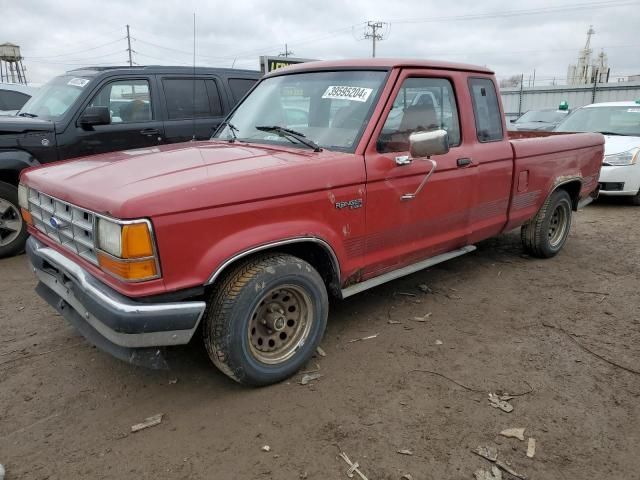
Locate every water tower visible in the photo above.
<box><xmin>0</xmin><ymin>43</ymin><xmax>27</xmax><ymax>84</ymax></box>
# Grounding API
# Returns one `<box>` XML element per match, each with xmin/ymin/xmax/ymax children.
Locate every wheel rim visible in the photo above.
<box><xmin>247</xmin><ymin>284</ymin><xmax>313</xmax><ymax>365</ymax></box>
<box><xmin>548</xmin><ymin>202</ymin><xmax>569</xmax><ymax>248</ymax></box>
<box><xmin>0</xmin><ymin>198</ymin><xmax>23</xmax><ymax>247</ymax></box>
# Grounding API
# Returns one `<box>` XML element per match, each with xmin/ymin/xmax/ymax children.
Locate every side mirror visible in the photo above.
<box><xmin>80</xmin><ymin>106</ymin><xmax>110</xmax><ymax>128</ymax></box>
<box><xmin>409</xmin><ymin>129</ymin><xmax>449</xmax><ymax>158</ymax></box>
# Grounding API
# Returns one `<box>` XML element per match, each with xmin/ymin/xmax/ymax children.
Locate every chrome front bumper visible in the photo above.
<box><xmin>27</xmin><ymin>236</ymin><xmax>206</xmax><ymax>368</ymax></box>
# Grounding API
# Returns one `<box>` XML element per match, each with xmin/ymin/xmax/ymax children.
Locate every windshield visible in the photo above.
<box><xmin>517</xmin><ymin>110</ymin><xmax>567</xmax><ymax>124</ymax></box>
<box><xmin>213</xmin><ymin>70</ymin><xmax>387</xmax><ymax>152</ymax></box>
<box><xmin>18</xmin><ymin>75</ymin><xmax>91</xmax><ymax>120</ymax></box>
<box><xmin>555</xmin><ymin>106</ymin><xmax>640</xmax><ymax>136</ymax></box>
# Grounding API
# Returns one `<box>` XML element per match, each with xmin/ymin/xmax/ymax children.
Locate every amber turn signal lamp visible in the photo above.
<box><xmin>97</xmin><ymin>253</ymin><xmax>158</xmax><ymax>281</ymax></box>
<box><xmin>20</xmin><ymin>208</ymin><xmax>33</xmax><ymax>225</ymax></box>
<box><xmin>121</xmin><ymin>223</ymin><xmax>154</xmax><ymax>258</ymax></box>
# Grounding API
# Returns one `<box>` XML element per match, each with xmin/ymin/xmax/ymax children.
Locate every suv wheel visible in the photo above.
<box><xmin>203</xmin><ymin>253</ymin><xmax>328</xmax><ymax>386</ymax></box>
<box><xmin>0</xmin><ymin>182</ymin><xmax>28</xmax><ymax>258</ymax></box>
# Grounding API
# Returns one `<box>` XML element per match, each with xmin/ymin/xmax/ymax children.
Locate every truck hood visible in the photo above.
<box><xmin>603</xmin><ymin>135</ymin><xmax>640</xmax><ymax>155</ymax></box>
<box><xmin>0</xmin><ymin>115</ymin><xmax>54</xmax><ymax>134</ymax></box>
<box><xmin>21</xmin><ymin>141</ymin><xmax>362</xmax><ymax>218</ymax></box>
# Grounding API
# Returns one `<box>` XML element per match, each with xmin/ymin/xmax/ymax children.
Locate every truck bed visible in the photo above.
<box><xmin>504</xmin><ymin>131</ymin><xmax>604</xmax><ymax>230</ymax></box>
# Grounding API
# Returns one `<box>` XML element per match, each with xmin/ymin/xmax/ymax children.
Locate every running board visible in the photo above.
<box><xmin>340</xmin><ymin>245</ymin><xmax>477</xmax><ymax>299</ymax></box>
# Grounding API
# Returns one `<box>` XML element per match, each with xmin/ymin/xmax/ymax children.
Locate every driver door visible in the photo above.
<box><xmin>60</xmin><ymin>77</ymin><xmax>164</xmax><ymax>159</ymax></box>
<box><xmin>361</xmin><ymin>69</ymin><xmax>476</xmax><ymax>278</ymax></box>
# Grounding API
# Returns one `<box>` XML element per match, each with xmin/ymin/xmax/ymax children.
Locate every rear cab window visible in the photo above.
<box><xmin>468</xmin><ymin>77</ymin><xmax>503</xmax><ymax>142</ymax></box>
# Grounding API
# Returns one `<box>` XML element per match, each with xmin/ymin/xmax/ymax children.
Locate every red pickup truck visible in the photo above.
<box><xmin>19</xmin><ymin>59</ymin><xmax>603</xmax><ymax>385</ymax></box>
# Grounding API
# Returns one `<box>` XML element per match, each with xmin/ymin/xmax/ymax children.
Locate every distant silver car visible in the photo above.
<box><xmin>0</xmin><ymin>83</ymin><xmax>38</xmax><ymax>116</ymax></box>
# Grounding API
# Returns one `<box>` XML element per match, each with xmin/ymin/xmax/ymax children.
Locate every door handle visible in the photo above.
<box><xmin>140</xmin><ymin>128</ymin><xmax>160</xmax><ymax>136</ymax></box>
<box><xmin>401</xmin><ymin>159</ymin><xmax>437</xmax><ymax>201</ymax></box>
<box><xmin>457</xmin><ymin>157</ymin><xmax>473</xmax><ymax>168</ymax></box>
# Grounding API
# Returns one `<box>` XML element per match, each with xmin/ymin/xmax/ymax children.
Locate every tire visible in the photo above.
<box><xmin>630</xmin><ymin>190</ymin><xmax>640</xmax><ymax>206</ymax></box>
<box><xmin>203</xmin><ymin>253</ymin><xmax>328</xmax><ymax>386</ymax></box>
<box><xmin>521</xmin><ymin>189</ymin><xmax>572</xmax><ymax>258</ymax></box>
<box><xmin>0</xmin><ymin>182</ymin><xmax>28</xmax><ymax>258</ymax></box>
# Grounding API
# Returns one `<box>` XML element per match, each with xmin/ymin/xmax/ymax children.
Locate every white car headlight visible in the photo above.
<box><xmin>18</xmin><ymin>184</ymin><xmax>29</xmax><ymax>209</ymax></box>
<box><xmin>97</xmin><ymin>218</ymin><xmax>122</xmax><ymax>257</ymax></box>
<box><xmin>604</xmin><ymin>147</ymin><xmax>640</xmax><ymax>166</ymax></box>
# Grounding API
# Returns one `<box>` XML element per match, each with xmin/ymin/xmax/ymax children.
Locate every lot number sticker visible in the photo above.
<box><xmin>322</xmin><ymin>86</ymin><xmax>373</xmax><ymax>102</ymax></box>
<box><xmin>67</xmin><ymin>77</ymin><xmax>90</xmax><ymax>88</ymax></box>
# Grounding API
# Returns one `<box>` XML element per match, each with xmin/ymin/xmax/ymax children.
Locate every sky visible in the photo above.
<box><xmin>2</xmin><ymin>0</ymin><xmax>639</xmax><ymax>85</ymax></box>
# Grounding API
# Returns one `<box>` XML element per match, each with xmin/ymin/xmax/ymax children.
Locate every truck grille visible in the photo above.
<box><xmin>27</xmin><ymin>190</ymin><xmax>98</xmax><ymax>265</ymax></box>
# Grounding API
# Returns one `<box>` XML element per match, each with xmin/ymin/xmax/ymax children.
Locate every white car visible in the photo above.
<box><xmin>0</xmin><ymin>83</ymin><xmax>38</xmax><ymax>116</ymax></box>
<box><xmin>555</xmin><ymin>101</ymin><xmax>640</xmax><ymax>204</ymax></box>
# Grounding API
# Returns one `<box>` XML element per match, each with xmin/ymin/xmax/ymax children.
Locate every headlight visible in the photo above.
<box><xmin>96</xmin><ymin>217</ymin><xmax>158</xmax><ymax>281</ymax></box>
<box><xmin>18</xmin><ymin>184</ymin><xmax>28</xmax><ymax>209</ymax></box>
<box><xmin>604</xmin><ymin>148</ymin><xmax>640</xmax><ymax>166</ymax></box>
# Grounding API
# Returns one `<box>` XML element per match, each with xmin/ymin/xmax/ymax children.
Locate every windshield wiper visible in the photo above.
<box><xmin>255</xmin><ymin>125</ymin><xmax>322</xmax><ymax>152</ymax></box>
<box><xmin>18</xmin><ymin>112</ymin><xmax>38</xmax><ymax>118</ymax></box>
<box><xmin>598</xmin><ymin>131</ymin><xmax>624</xmax><ymax>136</ymax></box>
<box><xmin>214</xmin><ymin>121</ymin><xmax>239</xmax><ymax>142</ymax></box>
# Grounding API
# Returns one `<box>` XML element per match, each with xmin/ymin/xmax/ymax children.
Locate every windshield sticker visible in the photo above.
<box><xmin>322</xmin><ymin>86</ymin><xmax>373</xmax><ymax>103</ymax></box>
<box><xmin>67</xmin><ymin>77</ymin><xmax>90</xmax><ymax>88</ymax></box>
<box><xmin>627</xmin><ymin>108</ymin><xmax>640</xmax><ymax>113</ymax></box>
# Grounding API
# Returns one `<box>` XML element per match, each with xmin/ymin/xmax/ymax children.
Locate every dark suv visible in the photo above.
<box><xmin>0</xmin><ymin>65</ymin><xmax>260</xmax><ymax>257</ymax></box>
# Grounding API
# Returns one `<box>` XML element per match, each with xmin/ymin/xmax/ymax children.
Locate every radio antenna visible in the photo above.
<box><xmin>192</xmin><ymin>12</ymin><xmax>196</xmax><ymax>141</ymax></box>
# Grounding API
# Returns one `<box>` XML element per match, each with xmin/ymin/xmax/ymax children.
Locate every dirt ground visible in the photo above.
<box><xmin>1</xmin><ymin>199</ymin><xmax>639</xmax><ymax>480</ymax></box>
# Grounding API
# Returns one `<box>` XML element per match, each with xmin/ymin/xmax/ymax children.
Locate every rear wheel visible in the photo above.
<box><xmin>203</xmin><ymin>253</ymin><xmax>328</xmax><ymax>386</ymax></box>
<box><xmin>0</xmin><ymin>182</ymin><xmax>28</xmax><ymax>258</ymax></box>
<box><xmin>521</xmin><ymin>189</ymin><xmax>572</xmax><ymax>258</ymax></box>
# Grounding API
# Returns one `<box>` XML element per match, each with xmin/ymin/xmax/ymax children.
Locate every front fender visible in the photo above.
<box><xmin>0</xmin><ymin>149</ymin><xmax>41</xmax><ymax>184</ymax></box>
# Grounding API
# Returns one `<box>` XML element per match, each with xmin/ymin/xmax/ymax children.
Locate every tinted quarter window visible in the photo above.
<box><xmin>377</xmin><ymin>77</ymin><xmax>461</xmax><ymax>153</ymax></box>
<box><xmin>228</xmin><ymin>78</ymin><xmax>256</xmax><ymax>103</ymax></box>
<box><xmin>163</xmin><ymin>79</ymin><xmax>220</xmax><ymax>119</ymax></box>
<box><xmin>468</xmin><ymin>78</ymin><xmax>503</xmax><ymax>142</ymax></box>
<box><xmin>0</xmin><ymin>90</ymin><xmax>30</xmax><ymax>110</ymax></box>
<box><xmin>89</xmin><ymin>79</ymin><xmax>152</xmax><ymax>123</ymax></box>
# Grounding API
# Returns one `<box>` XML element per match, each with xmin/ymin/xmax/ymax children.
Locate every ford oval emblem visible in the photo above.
<box><xmin>50</xmin><ymin>216</ymin><xmax>63</xmax><ymax>229</ymax></box>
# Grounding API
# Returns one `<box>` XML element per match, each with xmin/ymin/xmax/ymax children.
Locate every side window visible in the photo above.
<box><xmin>89</xmin><ymin>79</ymin><xmax>152</xmax><ymax>123</ymax></box>
<box><xmin>468</xmin><ymin>78</ymin><xmax>503</xmax><ymax>142</ymax></box>
<box><xmin>205</xmin><ymin>80</ymin><xmax>223</xmax><ymax>116</ymax></box>
<box><xmin>228</xmin><ymin>78</ymin><xmax>256</xmax><ymax>103</ymax></box>
<box><xmin>163</xmin><ymin>79</ymin><xmax>215</xmax><ymax>120</ymax></box>
<box><xmin>377</xmin><ymin>77</ymin><xmax>461</xmax><ymax>153</ymax></box>
<box><xmin>0</xmin><ymin>90</ymin><xmax>30</xmax><ymax>110</ymax></box>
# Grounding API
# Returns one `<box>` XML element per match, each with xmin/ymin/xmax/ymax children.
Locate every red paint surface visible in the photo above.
<box><xmin>21</xmin><ymin>61</ymin><xmax>604</xmax><ymax>298</ymax></box>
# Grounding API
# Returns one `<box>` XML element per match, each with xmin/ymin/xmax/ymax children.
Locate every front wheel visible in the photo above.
<box><xmin>521</xmin><ymin>189</ymin><xmax>573</xmax><ymax>258</ymax></box>
<box><xmin>203</xmin><ymin>253</ymin><xmax>328</xmax><ymax>386</ymax></box>
<box><xmin>0</xmin><ymin>182</ymin><xmax>28</xmax><ymax>258</ymax></box>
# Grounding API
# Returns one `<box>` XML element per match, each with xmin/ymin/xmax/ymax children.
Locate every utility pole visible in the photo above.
<box><xmin>126</xmin><ymin>24</ymin><xmax>133</xmax><ymax>67</ymax></box>
<box><xmin>364</xmin><ymin>21</ymin><xmax>386</xmax><ymax>58</ymax></box>
<box><xmin>279</xmin><ymin>43</ymin><xmax>294</xmax><ymax>57</ymax></box>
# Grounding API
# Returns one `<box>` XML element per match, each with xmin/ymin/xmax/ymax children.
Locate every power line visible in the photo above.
<box><xmin>389</xmin><ymin>0</ymin><xmax>639</xmax><ymax>24</ymax></box>
<box><xmin>25</xmin><ymin>37</ymin><xmax>125</xmax><ymax>59</ymax></box>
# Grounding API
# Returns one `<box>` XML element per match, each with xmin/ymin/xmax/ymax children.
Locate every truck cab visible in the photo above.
<box><xmin>0</xmin><ymin>66</ymin><xmax>260</xmax><ymax>256</ymax></box>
